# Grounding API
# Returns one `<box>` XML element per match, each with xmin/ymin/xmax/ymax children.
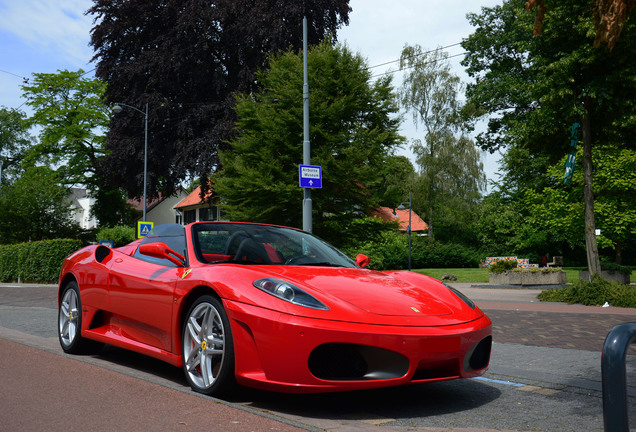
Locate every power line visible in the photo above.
<box><xmin>0</xmin><ymin>68</ymin><xmax>30</xmax><ymax>83</ymax></box>
<box><xmin>366</xmin><ymin>42</ymin><xmax>465</xmax><ymax>71</ymax></box>
<box><xmin>370</xmin><ymin>51</ymin><xmax>468</xmax><ymax>79</ymax></box>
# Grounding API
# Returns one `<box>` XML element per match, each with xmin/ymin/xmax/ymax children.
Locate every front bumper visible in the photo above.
<box><xmin>225</xmin><ymin>300</ymin><xmax>492</xmax><ymax>393</ymax></box>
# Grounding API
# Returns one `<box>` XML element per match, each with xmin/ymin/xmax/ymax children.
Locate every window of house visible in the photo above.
<box><xmin>199</xmin><ymin>206</ymin><xmax>218</xmax><ymax>221</ymax></box>
<box><xmin>184</xmin><ymin>209</ymin><xmax>197</xmax><ymax>224</ymax></box>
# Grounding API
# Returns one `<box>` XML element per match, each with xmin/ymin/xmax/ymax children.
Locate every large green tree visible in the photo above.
<box><xmin>22</xmin><ymin>70</ymin><xmax>110</xmax><ymax>189</ymax></box>
<box><xmin>0</xmin><ymin>167</ymin><xmax>81</xmax><ymax>243</ymax></box>
<box><xmin>20</xmin><ymin>69</ymin><xmax>135</xmax><ymax>226</ymax></box>
<box><xmin>88</xmin><ymin>0</ymin><xmax>351</xmax><ymax>202</ymax></box>
<box><xmin>215</xmin><ymin>41</ymin><xmax>404</xmax><ymax>241</ymax></box>
<box><xmin>463</xmin><ymin>0</ymin><xmax>636</xmax><ymax>270</ymax></box>
<box><xmin>398</xmin><ymin>44</ymin><xmax>486</xmax><ymax>239</ymax></box>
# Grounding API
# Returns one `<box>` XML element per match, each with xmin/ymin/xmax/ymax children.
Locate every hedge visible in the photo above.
<box><xmin>343</xmin><ymin>231</ymin><xmax>481</xmax><ymax>270</ymax></box>
<box><xmin>0</xmin><ymin>239</ymin><xmax>83</xmax><ymax>283</ymax></box>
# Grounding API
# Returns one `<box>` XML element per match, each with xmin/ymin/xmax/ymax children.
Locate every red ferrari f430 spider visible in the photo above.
<box><xmin>58</xmin><ymin>222</ymin><xmax>491</xmax><ymax>396</ymax></box>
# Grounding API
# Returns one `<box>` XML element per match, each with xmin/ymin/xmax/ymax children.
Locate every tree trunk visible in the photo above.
<box><xmin>582</xmin><ymin>99</ymin><xmax>601</xmax><ymax>276</ymax></box>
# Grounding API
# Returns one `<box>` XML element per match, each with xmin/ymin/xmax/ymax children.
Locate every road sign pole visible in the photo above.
<box><xmin>302</xmin><ymin>14</ymin><xmax>312</xmax><ymax>233</ymax></box>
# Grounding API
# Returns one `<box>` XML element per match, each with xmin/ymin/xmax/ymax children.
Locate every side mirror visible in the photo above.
<box><xmin>139</xmin><ymin>242</ymin><xmax>185</xmax><ymax>266</ymax></box>
<box><xmin>355</xmin><ymin>254</ymin><xmax>371</xmax><ymax>268</ymax></box>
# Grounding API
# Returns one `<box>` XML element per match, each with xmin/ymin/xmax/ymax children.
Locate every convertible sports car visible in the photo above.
<box><xmin>58</xmin><ymin>222</ymin><xmax>491</xmax><ymax>396</ymax></box>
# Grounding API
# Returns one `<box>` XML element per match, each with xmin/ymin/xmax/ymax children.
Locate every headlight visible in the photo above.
<box><xmin>253</xmin><ymin>278</ymin><xmax>329</xmax><ymax>310</ymax></box>
<box><xmin>446</xmin><ymin>285</ymin><xmax>476</xmax><ymax>309</ymax></box>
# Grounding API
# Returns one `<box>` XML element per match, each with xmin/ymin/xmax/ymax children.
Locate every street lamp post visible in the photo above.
<box><xmin>397</xmin><ymin>193</ymin><xmax>412</xmax><ymax>271</ymax></box>
<box><xmin>302</xmin><ymin>14</ymin><xmax>312</xmax><ymax>233</ymax></box>
<box><xmin>112</xmin><ymin>102</ymin><xmax>149</xmax><ymax>221</ymax></box>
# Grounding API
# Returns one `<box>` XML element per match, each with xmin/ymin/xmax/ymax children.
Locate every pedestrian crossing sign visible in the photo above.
<box><xmin>137</xmin><ymin>221</ymin><xmax>154</xmax><ymax>239</ymax></box>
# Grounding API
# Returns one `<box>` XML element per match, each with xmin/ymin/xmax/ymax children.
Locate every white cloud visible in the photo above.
<box><xmin>0</xmin><ymin>0</ymin><xmax>93</xmax><ymax>68</ymax></box>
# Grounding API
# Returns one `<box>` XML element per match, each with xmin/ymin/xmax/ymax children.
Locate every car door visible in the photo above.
<box><xmin>107</xmin><ymin>251</ymin><xmax>179</xmax><ymax>353</ymax></box>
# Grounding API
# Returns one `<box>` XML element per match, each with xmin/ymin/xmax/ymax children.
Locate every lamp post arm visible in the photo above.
<box><xmin>113</xmin><ymin>102</ymin><xmax>147</xmax><ymax>118</ymax></box>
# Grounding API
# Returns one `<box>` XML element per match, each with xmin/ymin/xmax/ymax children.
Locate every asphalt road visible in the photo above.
<box><xmin>1</xmin><ymin>282</ymin><xmax>636</xmax><ymax>432</ymax></box>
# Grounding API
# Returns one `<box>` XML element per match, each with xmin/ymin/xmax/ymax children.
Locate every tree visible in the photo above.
<box><xmin>523</xmin><ymin>145</ymin><xmax>636</xmax><ymax>264</ymax></box>
<box><xmin>0</xmin><ymin>107</ymin><xmax>31</xmax><ymax>187</ymax></box>
<box><xmin>526</xmin><ymin>0</ymin><xmax>634</xmax><ymax>50</ymax></box>
<box><xmin>398</xmin><ymin>44</ymin><xmax>486</xmax><ymax>238</ymax></box>
<box><xmin>88</xmin><ymin>0</ymin><xmax>351</xmax><ymax>202</ymax></box>
<box><xmin>375</xmin><ymin>155</ymin><xmax>417</xmax><ymax>208</ymax></box>
<box><xmin>463</xmin><ymin>0</ymin><xmax>636</xmax><ymax>273</ymax></box>
<box><xmin>214</xmin><ymin>41</ymin><xmax>404</xmax><ymax>242</ymax></box>
<box><xmin>0</xmin><ymin>167</ymin><xmax>81</xmax><ymax>243</ymax></box>
<box><xmin>19</xmin><ymin>69</ymin><xmax>136</xmax><ymax>226</ymax></box>
<box><xmin>21</xmin><ymin>70</ymin><xmax>109</xmax><ymax>189</ymax></box>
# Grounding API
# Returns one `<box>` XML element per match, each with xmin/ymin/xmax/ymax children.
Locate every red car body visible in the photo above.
<box><xmin>58</xmin><ymin>222</ymin><xmax>491</xmax><ymax>395</ymax></box>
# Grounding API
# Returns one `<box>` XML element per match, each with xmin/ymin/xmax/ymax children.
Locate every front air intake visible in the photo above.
<box><xmin>464</xmin><ymin>336</ymin><xmax>492</xmax><ymax>371</ymax></box>
<box><xmin>308</xmin><ymin>343</ymin><xmax>408</xmax><ymax>381</ymax></box>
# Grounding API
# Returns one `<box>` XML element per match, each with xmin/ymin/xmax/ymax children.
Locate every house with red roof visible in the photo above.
<box><xmin>128</xmin><ymin>188</ymin><xmax>189</xmax><ymax>225</ymax></box>
<box><xmin>371</xmin><ymin>206</ymin><xmax>428</xmax><ymax>234</ymax></box>
<box><xmin>173</xmin><ymin>185</ymin><xmax>225</xmax><ymax>224</ymax></box>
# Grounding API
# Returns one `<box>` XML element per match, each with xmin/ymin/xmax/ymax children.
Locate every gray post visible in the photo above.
<box><xmin>143</xmin><ymin>103</ymin><xmax>148</xmax><ymax>222</ymax></box>
<box><xmin>602</xmin><ymin>322</ymin><xmax>636</xmax><ymax>432</ymax></box>
<box><xmin>302</xmin><ymin>15</ymin><xmax>312</xmax><ymax>233</ymax></box>
<box><xmin>113</xmin><ymin>102</ymin><xmax>149</xmax><ymax>222</ymax></box>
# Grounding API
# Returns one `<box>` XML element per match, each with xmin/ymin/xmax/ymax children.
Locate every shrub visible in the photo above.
<box><xmin>489</xmin><ymin>259</ymin><xmax>519</xmax><ymax>273</ymax></box>
<box><xmin>600</xmin><ymin>259</ymin><xmax>632</xmax><ymax>276</ymax></box>
<box><xmin>343</xmin><ymin>231</ymin><xmax>407</xmax><ymax>270</ymax></box>
<box><xmin>0</xmin><ymin>238</ymin><xmax>83</xmax><ymax>283</ymax></box>
<box><xmin>411</xmin><ymin>239</ymin><xmax>481</xmax><ymax>269</ymax></box>
<box><xmin>95</xmin><ymin>225</ymin><xmax>136</xmax><ymax>247</ymax></box>
<box><xmin>538</xmin><ymin>275</ymin><xmax>636</xmax><ymax>308</ymax></box>
<box><xmin>343</xmin><ymin>231</ymin><xmax>481</xmax><ymax>270</ymax></box>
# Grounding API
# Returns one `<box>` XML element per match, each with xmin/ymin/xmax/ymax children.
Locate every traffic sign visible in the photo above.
<box><xmin>137</xmin><ymin>221</ymin><xmax>154</xmax><ymax>239</ymax></box>
<box><xmin>299</xmin><ymin>165</ymin><xmax>322</xmax><ymax>188</ymax></box>
<box><xmin>99</xmin><ymin>240</ymin><xmax>114</xmax><ymax>248</ymax></box>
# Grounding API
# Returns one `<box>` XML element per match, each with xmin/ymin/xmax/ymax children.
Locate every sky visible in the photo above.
<box><xmin>0</xmin><ymin>0</ymin><xmax>502</xmax><ymax>184</ymax></box>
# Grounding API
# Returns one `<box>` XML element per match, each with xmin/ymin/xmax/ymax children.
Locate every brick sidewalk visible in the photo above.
<box><xmin>486</xmin><ymin>309</ymin><xmax>636</xmax><ymax>352</ymax></box>
<box><xmin>454</xmin><ymin>284</ymin><xmax>636</xmax><ymax>353</ymax></box>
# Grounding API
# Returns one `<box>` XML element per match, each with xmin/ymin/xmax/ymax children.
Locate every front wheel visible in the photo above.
<box><xmin>182</xmin><ymin>295</ymin><xmax>235</xmax><ymax>397</ymax></box>
<box><xmin>58</xmin><ymin>281</ymin><xmax>90</xmax><ymax>353</ymax></box>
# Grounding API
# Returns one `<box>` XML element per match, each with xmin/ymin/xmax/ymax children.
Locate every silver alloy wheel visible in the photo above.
<box><xmin>183</xmin><ymin>301</ymin><xmax>226</xmax><ymax>390</ymax></box>
<box><xmin>59</xmin><ymin>287</ymin><xmax>79</xmax><ymax>348</ymax></box>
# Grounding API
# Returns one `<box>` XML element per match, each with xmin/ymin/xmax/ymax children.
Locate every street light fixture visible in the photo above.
<box><xmin>112</xmin><ymin>102</ymin><xmax>149</xmax><ymax>221</ymax></box>
<box><xmin>397</xmin><ymin>192</ymin><xmax>412</xmax><ymax>271</ymax></box>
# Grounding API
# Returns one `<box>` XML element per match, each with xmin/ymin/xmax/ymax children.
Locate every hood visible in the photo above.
<box><xmin>266</xmin><ymin>267</ymin><xmax>455</xmax><ymax>318</ymax></box>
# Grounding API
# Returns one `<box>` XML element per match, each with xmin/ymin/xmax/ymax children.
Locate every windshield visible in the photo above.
<box><xmin>191</xmin><ymin>222</ymin><xmax>357</xmax><ymax>268</ymax></box>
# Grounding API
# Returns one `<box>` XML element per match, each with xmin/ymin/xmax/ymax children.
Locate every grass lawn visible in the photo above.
<box><xmin>413</xmin><ymin>268</ymin><xmax>490</xmax><ymax>283</ymax></box>
<box><xmin>413</xmin><ymin>267</ymin><xmax>633</xmax><ymax>284</ymax></box>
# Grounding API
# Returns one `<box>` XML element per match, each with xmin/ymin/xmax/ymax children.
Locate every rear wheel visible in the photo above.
<box><xmin>58</xmin><ymin>281</ymin><xmax>90</xmax><ymax>353</ymax></box>
<box><xmin>182</xmin><ymin>295</ymin><xmax>235</xmax><ymax>397</ymax></box>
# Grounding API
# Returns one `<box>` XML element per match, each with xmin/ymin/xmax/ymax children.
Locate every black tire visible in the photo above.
<box><xmin>58</xmin><ymin>281</ymin><xmax>91</xmax><ymax>354</ymax></box>
<box><xmin>182</xmin><ymin>295</ymin><xmax>236</xmax><ymax>397</ymax></box>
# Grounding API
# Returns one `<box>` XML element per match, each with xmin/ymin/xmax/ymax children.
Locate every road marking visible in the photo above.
<box><xmin>474</xmin><ymin>377</ymin><xmax>561</xmax><ymax>396</ymax></box>
<box><xmin>473</xmin><ymin>376</ymin><xmax>525</xmax><ymax>387</ymax></box>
